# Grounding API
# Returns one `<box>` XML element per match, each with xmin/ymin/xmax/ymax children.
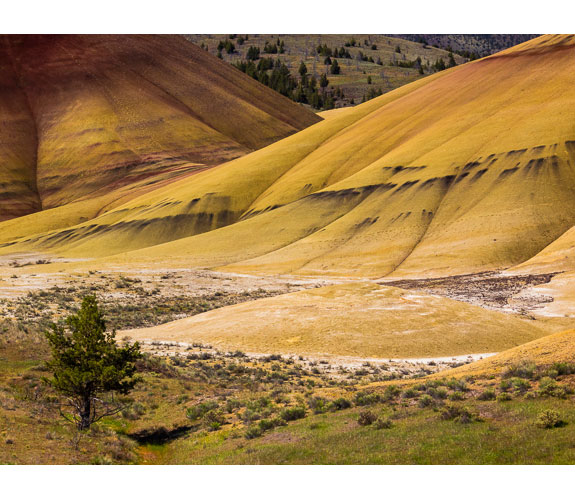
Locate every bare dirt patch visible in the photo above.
<box><xmin>383</xmin><ymin>271</ymin><xmax>560</xmax><ymax>315</ymax></box>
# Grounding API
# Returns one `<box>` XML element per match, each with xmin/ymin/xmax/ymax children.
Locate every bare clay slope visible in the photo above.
<box><xmin>0</xmin><ymin>35</ymin><xmax>319</xmax><ymax>229</ymax></box>
<box><xmin>3</xmin><ymin>35</ymin><xmax>575</xmax><ymax>282</ymax></box>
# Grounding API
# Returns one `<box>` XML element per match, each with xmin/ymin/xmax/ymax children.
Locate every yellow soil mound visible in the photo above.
<box><xmin>440</xmin><ymin>329</ymin><xmax>575</xmax><ymax>378</ymax></box>
<box><xmin>4</xmin><ymin>35</ymin><xmax>575</xmax><ymax>283</ymax></box>
<box><xmin>120</xmin><ymin>283</ymin><xmax>549</xmax><ymax>359</ymax></box>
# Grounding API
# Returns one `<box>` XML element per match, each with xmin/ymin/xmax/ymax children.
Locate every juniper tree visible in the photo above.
<box><xmin>330</xmin><ymin>59</ymin><xmax>340</xmax><ymax>75</ymax></box>
<box><xmin>44</xmin><ymin>295</ymin><xmax>142</xmax><ymax>430</ymax></box>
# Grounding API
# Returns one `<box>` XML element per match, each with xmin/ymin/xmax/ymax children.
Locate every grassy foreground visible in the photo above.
<box><xmin>2</xmin><ymin>321</ymin><xmax>574</xmax><ymax>464</ymax></box>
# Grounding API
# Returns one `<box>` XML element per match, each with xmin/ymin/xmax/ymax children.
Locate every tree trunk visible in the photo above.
<box><xmin>78</xmin><ymin>396</ymin><xmax>92</xmax><ymax>430</ymax></box>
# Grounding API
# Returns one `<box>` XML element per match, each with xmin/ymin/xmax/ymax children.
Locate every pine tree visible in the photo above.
<box><xmin>330</xmin><ymin>59</ymin><xmax>341</xmax><ymax>75</ymax></box>
<box><xmin>246</xmin><ymin>46</ymin><xmax>260</xmax><ymax>61</ymax></box>
<box><xmin>44</xmin><ymin>296</ymin><xmax>142</xmax><ymax>430</ymax></box>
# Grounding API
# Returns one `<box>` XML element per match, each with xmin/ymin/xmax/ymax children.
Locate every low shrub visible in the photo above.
<box><xmin>354</xmin><ymin>391</ymin><xmax>381</xmax><ymax>406</ymax></box>
<box><xmin>307</xmin><ymin>396</ymin><xmax>329</xmax><ymax>414</ymax></box>
<box><xmin>186</xmin><ymin>400</ymin><xmax>219</xmax><ymax>420</ymax></box>
<box><xmin>446</xmin><ymin>379</ymin><xmax>468</xmax><ymax>392</ymax></box>
<box><xmin>418</xmin><ymin>394</ymin><xmax>434</xmax><ymax>408</ymax></box>
<box><xmin>244</xmin><ymin>426</ymin><xmax>264</xmax><ymax>439</ymax></box>
<box><xmin>551</xmin><ymin>362</ymin><xmax>575</xmax><ymax>376</ymax></box>
<box><xmin>374</xmin><ymin>417</ymin><xmax>393</xmax><ymax>429</ymax></box>
<box><xmin>330</xmin><ymin>397</ymin><xmax>352</xmax><ymax>411</ymax></box>
<box><xmin>402</xmin><ymin>388</ymin><xmax>418</xmax><ymax>399</ymax></box>
<box><xmin>383</xmin><ymin>385</ymin><xmax>401</xmax><ymax>401</ymax></box>
<box><xmin>428</xmin><ymin>387</ymin><xmax>448</xmax><ymax>400</ymax></box>
<box><xmin>497</xmin><ymin>392</ymin><xmax>512</xmax><ymax>402</ymax></box>
<box><xmin>477</xmin><ymin>389</ymin><xmax>496</xmax><ymax>401</ymax></box>
<box><xmin>280</xmin><ymin>407</ymin><xmax>306</xmax><ymax>421</ymax></box>
<box><xmin>536</xmin><ymin>409</ymin><xmax>564</xmax><ymax>429</ymax></box>
<box><xmin>203</xmin><ymin>409</ymin><xmax>226</xmax><ymax>431</ymax></box>
<box><xmin>511</xmin><ymin>377</ymin><xmax>531</xmax><ymax>393</ymax></box>
<box><xmin>502</xmin><ymin>360</ymin><xmax>537</xmax><ymax>380</ymax></box>
<box><xmin>440</xmin><ymin>405</ymin><xmax>477</xmax><ymax>424</ymax></box>
<box><xmin>258</xmin><ymin>417</ymin><xmax>286</xmax><ymax>431</ymax></box>
<box><xmin>449</xmin><ymin>391</ymin><xmax>465</xmax><ymax>401</ymax></box>
<box><xmin>357</xmin><ymin>410</ymin><xmax>378</xmax><ymax>426</ymax></box>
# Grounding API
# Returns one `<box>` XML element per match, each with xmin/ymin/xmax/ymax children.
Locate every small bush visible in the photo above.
<box><xmin>449</xmin><ymin>391</ymin><xmax>465</xmax><ymax>401</ymax></box>
<box><xmin>551</xmin><ymin>362</ymin><xmax>575</xmax><ymax>376</ymax></box>
<box><xmin>186</xmin><ymin>400</ymin><xmax>219</xmax><ymax>420</ymax></box>
<box><xmin>537</xmin><ymin>377</ymin><xmax>570</xmax><ymax>398</ymax></box>
<box><xmin>477</xmin><ymin>389</ymin><xmax>496</xmax><ymax>401</ymax></box>
<box><xmin>419</xmin><ymin>394</ymin><xmax>434</xmax><ymax>408</ymax></box>
<box><xmin>307</xmin><ymin>396</ymin><xmax>329</xmax><ymax>414</ymax></box>
<box><xmin>499</xmin><ymin>379</ymin><xmax>512</xmax><ymax>392</ymax></box>
<box><xmin>446</xmin><ymin>379</ymin><xmax>468</xmax><ymax>392</ymax></box>
<box><xmin>502</xmin><ymin>360</ymin><xmax>537</xmax><ymax>380</ymax></box>
<box><xmin>497</xmin><ymin>392</ymin><xmax>512</xmax><ymax>402</ymax></box>
<box><xmin>427</xmin><ymin>387</ymin><xmax>448</xmax><ymax>400</ymax></box>
<box><xmin>280</xmin><ymin>407</ymin><xmax>306</xmax><ymax>421</ymax></box>
<box><xmin>440</xmin><ymin>405</ymin><xmax>477</xmax><ymax>424</ymax></box>
<box><xmin>538</xmin><ymin>377</ymin><xmax>558</xmax><ymax>397</ymax></box>
<box><xmin>402</xmin><ymin>388</ymin><xmax>418</xmax><ymax>399</ymax></box>
<box><xmin>510</xmin><ymin>378</ymin><xmax>531</xmax><ymax>393</ymax></box>
<box><xmin>374</xmin><ymin>417</ymin><xmax>393</xmax><ymax>429</ymax></box>
<box><xmin>204</xmin><ymin>409</ymin><xmax>226</xmax><ymax>431</ymax></box>
<box><xmin>357</xmin><ymin>410</ymin><xmax>378</xmax><ymax>426</ymax></box>
<box><xmin>536</xmin><ymin>409</ymin><xmax>564</xmax><ymax>429</ymax></box>
<box><xmin>354</xmin><ymin>391</ymin><xmax>381</xmax><ymax>406</ymax></box>
<box><xmin>258</xmin><ymin>419</ymin><xmax>275</xmax><ymax>431</ymax></box>
<box><xmin>383</xmin><ymin>385</ymin><xmax>401</xmax><ymax>401</ymax></box>
<box><xmin>244</xmin><ymin>426</ymin><xmax>264</xmax><ymax>439</ymax></box>
<box><xmin>330</xmin><ymin>397</ymin><xmax>352</xmax><ymax>411</ymax></box>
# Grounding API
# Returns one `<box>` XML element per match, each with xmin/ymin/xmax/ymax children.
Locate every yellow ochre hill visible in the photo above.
<box><xmin>0</xmin><ymin>34</ymin><xmax>319</xmax><ymax>228</ymax></box>
<box><xmin>120</xmin><ymin>283</ymin><xmax>550</xmax><ymax>359</ymax></box>
<box><xmin>2</xmin><ymin>35</ymin><xmax>575</xmax><ymax>282</ymax></box>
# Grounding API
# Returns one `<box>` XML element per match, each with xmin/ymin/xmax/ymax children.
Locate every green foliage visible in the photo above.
<box><xmin>307</xmin><ymin>396</ymin><xmax>329</xmax><ymax>414</ymax></box>
<box><xmin>354</xmin><ymin>391</ymin><xmax>381</xmax><ymax>406</ymax></box>
<box><xmin>44</xmin><ymin>296</ymin><xmax>141</xmax><ymax>430</ymax></box>
<box><xmin>374</xmin><ymin>417</ymin><xmax>393</xmax><ymax>429</ymax></box>
<box><xmin>280</xmin><ymin>406</ymin><xmax>306</xmax><ymax>421</ymax></box>
<box><xmin>217</xmin><ymin>39</ymin><xmax>235</xmax><ymax>54</ymax></box>
<box><xmin>551</xmin><ymin>362</ymin><xmax>575</xmax><ymax>376</ymax></box>
<box><xmin>357</xmin><ymin>410</ymin><xmax>377</xmax><ymax>426</ymax></box>
<box><xmin>383</xmin><ymin>385</ymin><xmax>401</xmax><ymax>401</ymax></box>
<box><xmin>186</xmin><ymin>400</ymin><xmax>219</xmax><ymax>420</ymax></box>
<box><xmin>246</xmin><ymin>46</ymin><xmax>260</xmax><ymax>60</ymax></box>
<box><xmin>440</xmin><ymin>405</ymin><xmax>477</xmax><ymax>424</ymax></box>
<box><xmin>203</xmin><ymin>409</ymin><xmax>226</xmax><ymax>431</ymax></box>
<box><xmin>233</xmin><ymin>57</ymin><xmax>339</xmax><ymax>110</ymax></box>
<box><xmin>402</xmin><ymin>388</ymin><xmax>418</xmax><ymax>399</ymax></box>
<box><xmin>244</xmin><ymin>425</ymin><xmax>264</xmax><ymax>439</ymax></box>
<box><xmin>477</xmin><ymin>389</ymin><xmax>496</xmax><ymax>401</ymax></box>
<box><xmin>503</xmin><ymin>360</ymin><xmax>537</xmax><ymax>380</ymax></box>
<box><xmin>538</xmin><ymin>378</ymin><xmax>569</xmax><ymax>399</ymax></box>
<box><xmin>448</xmin><ymin>391</ymin><xmax>465</xmax><ymax>401</ymax></box>
<box><xmin>330</xmin><ymin>397</ymin><xmax>352</xmax><ymax>411</ymax></box>
<box><xmin>362</xmin><ymin>87</ymin><xmax>383</xmax><ymax>103</ymax></box>
<box><xmin>433</xmin><ymin>58</ymin><xmax>446</xmax><ymax>71</ymax></box>
<box><xmin>418</xmin><ymin>394</ymin><xmax>434</xmax><ymax>408</ymax></box>
<box><xmin>330</xmin><ymin>59</ymin><xmax>341</xmax><ymax>75</ymax></box>
<box><xmin>536</xmin><ymin>409</ymin><xmax>564</xmax><ymax>429</ymax></box>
